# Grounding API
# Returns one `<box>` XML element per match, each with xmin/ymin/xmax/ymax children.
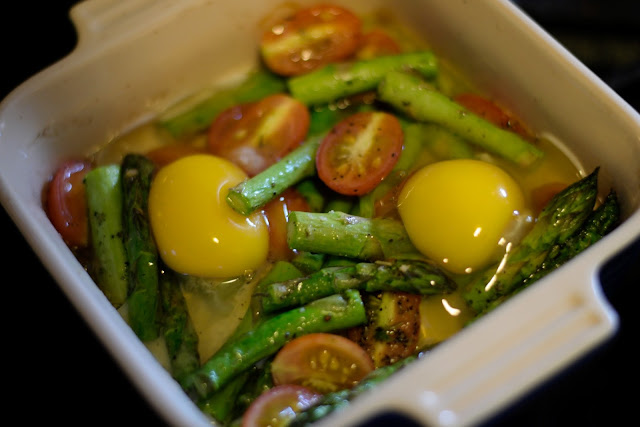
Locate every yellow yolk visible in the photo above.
<box><xmin>148</xmin><ymin>154</ymin><xmax>269</xmax><ymax>278</ymax></box>
<box><xmin>397</xmin><ymin>159</ymin><xmax>525</xmax><ymax>275</ymax></box>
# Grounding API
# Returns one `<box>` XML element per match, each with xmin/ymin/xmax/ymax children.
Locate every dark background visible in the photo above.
<box><xmin>2</xmin><ymin>1</ymin><xmax>638</xmax><ymax>425</ymax></box>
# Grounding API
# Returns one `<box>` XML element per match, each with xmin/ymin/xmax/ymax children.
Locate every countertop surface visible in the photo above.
<box><xmin>2</xmin><ymin>1</ymin><xmax>638</xmax><ymax>426</ymax></box>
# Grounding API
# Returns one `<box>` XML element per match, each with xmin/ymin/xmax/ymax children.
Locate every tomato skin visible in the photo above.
<box><xmin>208</xmin><ymin>94</ymin><xmax>310</xmax><ymax>177</ymax></box>
<box><xmin>454</xmin><ymin>93</ymin><xmax>531</xmax><ymax>139</ymax></box>
<box><xmin>242</xmin><ymin>384</ymin><xmax>322</xmax><ymax>427</ymax></box>
<box><xmin>355</xmin><ymin>29</ymin><xmax>402</xmax><ymax>60</ymax></box>
<box><xmin>260</xmin><ymin>4</ymin><xmax>362</xmax><ymax>76</ymax></box>
<box><xmin>316</xmin><ymin>111</ymin><xmax>404</xmax><ymax>196</ymax></box>
<box><xmin>271</xmin><ymin>332</ymin><xmax>375</xmax><ymax>394</ymax></box>
<box><xmin>263</xmin><ymin>188</ymin><xmax>311</xmax><ymax>262</ymax></box>
<box><xmin>145</xmin><ymin>144</ymin><xmax>206</xmax><ymax>168</ymax></box>
<box><xmin>46</xmin><ymin>160</ymin><xmax>92</xmax><ymax>247</ymax></box>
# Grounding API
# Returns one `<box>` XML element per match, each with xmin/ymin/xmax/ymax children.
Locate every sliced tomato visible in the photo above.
<box><xmin>242</xmin><ymin>384</ymin><xmax>322</xmax><ymax>427</ymax></box>
<box><xmin>271</xmin><ymin>332</ymin><xmax>375</xmax><ymax>394</ymax></box>
<box><xmin>46</xmin><ymin>159</ymin><xmax>92</xmax><ymax>247</ymax></box>
<box><xmin>260</xmin><ymin>4</ymin><xmax>362</xmax><ymax>76</ymax></box>
<box><xmin>316</xmin><ymin>111</ymin><xmax>403</xmax><ymax>196</ymax></box>
<box><xmin>263</xmin><ymin>188</ymin><xmax>311</xmax><ymax>262</ymax></box>
<box><xmin>208</xmin><ymin>94</ymin><xmax>310</xmax><ymax>177</ymax></box>
<box><xmin>145</xmin><ymin>144</ymin><xmax>206</xmax><ymax>168</ymax></box>
<box><xmin>454</xmin><ymin>93</ymin><xmax>531</xmax><ymax>139</ymax></box>
<box><xmin>355</xmin><ymin>28</ymin><xmax>402</xmax><ymax>60</ymax></box>
<box><xmin>531</xmin><ymin>181</ymin><xmax>568</xmax><ymax>214</ymax></box>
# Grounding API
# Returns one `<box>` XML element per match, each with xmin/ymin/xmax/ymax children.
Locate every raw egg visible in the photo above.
<box><xmin>148</xmin><ymin>154</ymin><xmax>269</xmax><ymax>278</ymax></box>
<box><xmin>397</xmin><ymin>159</ymin><xmax>525</xmax><ymax>274</ymax></box>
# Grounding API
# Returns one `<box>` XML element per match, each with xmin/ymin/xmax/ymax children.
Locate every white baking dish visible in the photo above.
<box><xmin>1</xmin><ymin>0</ymin><xmax>639</xmax><ymax>426</ymax></box>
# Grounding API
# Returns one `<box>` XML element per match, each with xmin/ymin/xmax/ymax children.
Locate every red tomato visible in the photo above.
<box><xmin>263</xmin><ymin>188</ymin><xmax>311</xmax><ymax>262</ymax></box>
<box><xmin>208</xmin><ymin>94</ymin><xmax>310</xmax><ymax>177</ymax></box>
<box><xmin>260</xmin><ymin>4</ymin><xmax>362</xmax><ymax>76</ymax></box>
<box><xmin>271</xmin><ymin>333</ymin><xmax>375</xmax><ymax>394</ymax></box>
<box><xmin>46</xmin><ymin>160</ymin><xmax>92</xmax><ymax>247</ymax></box>
<box><xmin>355</xmin><ymin>29</ymin><xmax>402</xmax><ymax>60</ymax></box>
<box><xmin>316</xmin><ymin>111</ymin><xmax>404</xmax><ymax>196</ymax></box>
<box><xmin>145</xmin><ymin>144</ymin><xmax>206</xmax><ymax>168</ymax></box>
<box><xmin>454</xmin><ymin>93</ymin><xmax>531</xmax><ymax>139</ymax></box>
<box><xmin>242</xmin><ymin>384</ymin><xmax>322</xmax><ymax>427</ymax></box>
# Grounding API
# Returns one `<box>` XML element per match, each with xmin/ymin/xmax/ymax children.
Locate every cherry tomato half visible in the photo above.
<box><xmin>263</xmin><ymin>188</ymin><xmax>311</xmax><ymax>262</ymax></box>
<box><xmin>242</xmin><ymin>384</ymin><xmax>322</xmax><ymax>427</ymax></box>
<box><xmin>46</xmin><ymin>159</ymin><xmax>92</xmax><ymax>247</ymax></box>
<box><xmin>454</xmin><ymin>93</ymin><xmax>531</xmax><ymax>139</ymax></box>
<box><xmin>271</xmin><ymin>333</ymin><xmax>375</xmax><ymax>394</ymax></box>
<box><xmin>260</xmin><ymin>4</ymin><xmax>362</xmax><ymax>76</ymax></box>
<box><xmin>208</xmin><ymin>94</ymin><xmax>310</xmax><ymax>177</ymax></box>
<box><xmin>355</xmin><ymin>28</ymin><xmax>402</xmax><ymax>60</ymax></box>
<box><xmin>316</xmin><ymin>111</ymin><xmax>404</xmax><ymax>196</ymax></box>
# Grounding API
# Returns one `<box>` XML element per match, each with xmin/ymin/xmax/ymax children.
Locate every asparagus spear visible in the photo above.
<box><xmin>287</xmin><ymin>210</ymin><xmax>420</xmax><ymax>261</ymax></box>
<box><xmin>414</xmin><ymin>122</ymin><xmax>475</xmax><ymax>160</ymax></box>
<box><xmin>226</xmin><ymin>136</ymin><xmax>322</xmax><ymax>215</ymax></box>
<box><xmin>295</xmin><ymin>178</ymin><xmax>326</xmax><ymax>213</ymax></box>
<box><xmin>526</xmin><ymin>189</ymin><xmax>620</xmax><ymax>285</ymax></box>
<box><xmin>287</xmin><ymin>355</ymin><xmax>417</xmax><ymax>426</ymax></box>
<box><xmin>158</xmin><ymin>69</ymin><xmax>286</xmax><ymax>138</ymax></box>
<box><xmin>199</xmin><ymin>371</ymin><xmax>251</xmax><ymax>424</ymax></box>
<box><xmin>182</xmin><ymin>289</ymin><xmax>367</xmax><ymax>400</ymax></box>
<box><xmin>463</xmin><ymin>168</ymin><xmax>600</xmax><ymax>314</ymax></box>
<box><xmin>378</xmin><ymin>70</ymin><xmax>544</xmax><ymax>167</ymax></box>
<box><xmin>290</xmin><ymin>251</ymin><xmax>326</xmax><ymax>275</ymax></box>
<box><xmin>231</xmin><ymin>359</ymin><xmax>275</xmax><ymax>421</ymax></box>
<box><xmin>478</xmin><ymin>190</ymin><xmax>620</xmax><ymax>317</ymax></box>
<box><xmin>120</xmin><ymin>154</ymin><xmax>160</xmax><ymax>341</ymax></box>
<box><xmin>159</xmin><ymin>267</ymin><xmax>200</xmax><ymax>382</ymax></box>
<box><xmin>84</xmin><ymin>165</ymin><xmax>128</xmax><ymax>307</ymax></box>
<box><xmin>288</xmin><ymin>51</ymin><xmax>438</xmax><ymax>105</ymax></box>
<box><xmin>261</xmin><ymin>259</ymin><xmax>456</xmax><ymax>313</ymax></box>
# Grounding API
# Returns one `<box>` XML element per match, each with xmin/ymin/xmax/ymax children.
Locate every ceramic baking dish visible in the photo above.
<box><xmin>1</xmin><ymin>0</ymin><xmax>639</xmax><ymax>426</ymax></box>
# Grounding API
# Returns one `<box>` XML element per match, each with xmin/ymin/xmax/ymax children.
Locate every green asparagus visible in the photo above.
<box><xmin>526</xmin><ymin>189</ymin><xmax>620</xmax><ymax>285</ymax></box>
<box><xmin>478</xmin><ymin>190</ymin><xmax>620</xmax><ymax>317</ymax></box>
<box><xmin>295</xmin><ymin>178</ymin><xmax>326</xmax><ymax>212</ymax></box>
<box><xmin>288</xmin><ymin>51</ymin><xmax>438</xmax><ymax>105</ymax></box>
<box><xmin>290</xmin><ymin>251</ymin><xmax>326</xmax><ymax>275</ymax></box>
<box><xmin>120</xmin><ymin>154</ymin><xmax>160</xmax><ymax>341</ymax></box>
<box><xmin>463</xmin><ymin>168</ymin><xmax>600</xmax><ymax>314</ymax></box>
<box><xmin>84</xmin><ymin>165</ymin><xmax>128</xmax><ymax>307</ymax></box>
<box><xmin>413</xmin><ymin>122</ymin><xmax>475</xmax><ymax>160</ymax></box>
<box><xmin>182</xmin><ymin>289</ymin><xmax>367</xmax><ymax>400</ymax></box>
<box><xmin>287</xmin><ymin>210</ymin><xmax>420</xmax><ymax>261</ymax></box>
<box><xmin>158</xmin><ymin>69</ymin><xmax>286</xmax><ymax>138</ymax></box>
<box><xmin>261</xmin><ymin>259</ymin><xmax>456</xmax><ymax>313</ymax></box>
<box><xmin>378</xmin><ymin>70</ymin><xmax>544</xmax><ymax>167</ymax></box>
<box><xmin>159</xmin><ymin>267</ymin><xmax>200</xmax><ymax>382</ymax></box>
<box><xmin>226</xmin><ymin>137</ymin><xmax>322</xmax><ymax>215</ymax></box>
<box><xmin>288</xmin><ymin>355</ymin><xmax>418</xmax><ymax>426</ymax></box>
<box><xmin>199</xmin><ymin>371</ymin><xmax>251</xmax><ymax>424</ymax></box>
<box><xmin>231</xmin><ymin>359</ymin><xmax>275</xmax><ymax>421</ymax></box>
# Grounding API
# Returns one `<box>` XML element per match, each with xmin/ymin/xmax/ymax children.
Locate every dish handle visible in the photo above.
<box><xmin>324</xmin><ymin>253</ymin><xmax>619</xmax><ymax>427</ymax></box>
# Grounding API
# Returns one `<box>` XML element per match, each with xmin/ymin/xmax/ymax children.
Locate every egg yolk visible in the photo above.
<box><xmin>148</xmin><ymin>154</ymin><xmax>269</xmax><ymax>278</ymax></box>
<box><xmin>397</xmin><ymin>159</ymin><xmax>525</xmax><ymax>274</ymax></box>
